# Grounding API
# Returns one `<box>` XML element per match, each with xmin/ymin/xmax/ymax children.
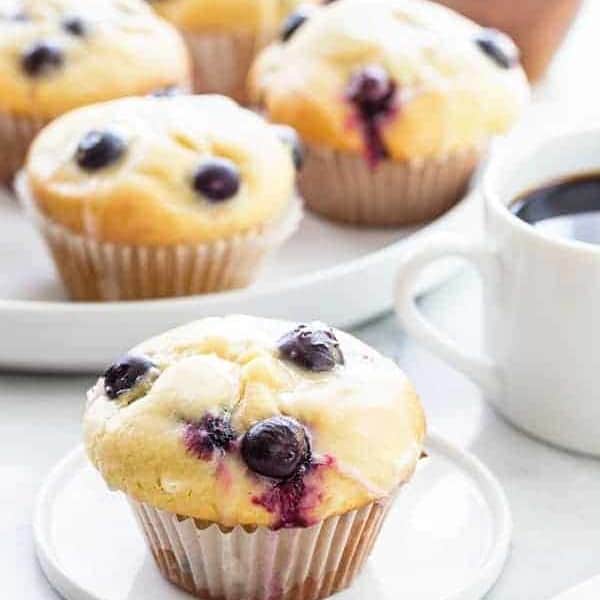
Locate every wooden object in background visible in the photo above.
<box><xmin>435</xmin><ymin>0</ymin><xmax>583</xmax><ymax>81</ymax></box>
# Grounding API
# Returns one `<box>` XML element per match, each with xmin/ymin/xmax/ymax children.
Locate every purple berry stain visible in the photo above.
<box><xmin>184</xmin><ymin>414</ymin><xmax>236</xmax><ymax>461</ymax></box>
<box><xmin>345</xmin><ymin>65</ymin><xmax>397</xmax><ymax>168</ymax></box>
<box><xmin>252</xmin><ymin>455</ymin><xmax>335</xmax><ymax>529</ymax></box>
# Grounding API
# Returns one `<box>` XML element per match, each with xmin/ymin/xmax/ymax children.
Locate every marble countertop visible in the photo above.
<box><xmin>2</xmin><ymin>2</ymin><xmax>600</xmax><ymax>598</ymax></box>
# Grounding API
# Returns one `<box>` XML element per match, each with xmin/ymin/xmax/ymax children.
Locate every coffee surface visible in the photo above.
<box><xmin>512</xmin><ymin>172</ymin><xmax>600</xmax><ymax>244</ymax></box>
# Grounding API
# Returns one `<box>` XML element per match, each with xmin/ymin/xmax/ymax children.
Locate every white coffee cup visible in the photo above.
<box><xmin>394</xmin><ymin>127</ymin><xmax>600</xmax><ymax>456</ymax></box>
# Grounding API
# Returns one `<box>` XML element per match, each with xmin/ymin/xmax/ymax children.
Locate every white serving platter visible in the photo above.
<box><xmin>34</xmin><ymin>431</ymin><xmax>512</xmax><ymax>600</ymax></box>
<box><xmin>0</xmin><ymin>187</ymin><xmax>479</xmax><ymax>372</ymax></box>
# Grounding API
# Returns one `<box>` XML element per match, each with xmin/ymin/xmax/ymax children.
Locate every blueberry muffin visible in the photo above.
<box><xmin>146</xmin><ymin>0</ymin><xmax>316</xmax><ymax>102</ymax></box>
<box><xmin>250</xmin><ymin>0</ymin><xmax>529</xmax><ymax>226</ymax></box>
<box><xmin>84</xmin><ymin>315</ymin><xmax>426</xmax><ymax>600</ymax></box>
<box><xmin>0</xmin><ymin>0</ymin><xmax>190</xmax><ymax>184</ymax></box>
<box><xmin>18</xmin><ymin>95</ymin><xmax>301</xmax><ymax>301</ymax></box>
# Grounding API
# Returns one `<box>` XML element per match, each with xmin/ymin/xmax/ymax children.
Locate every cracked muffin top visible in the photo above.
<box><xmin>146</xmin><ymin>0</ymin><xmax>314</xmax><ymax>34</ymax></box>
<box><xmin>84</xmin><ymin>316</ymin><xmax>426</xmax><ymax>528</ymax></box>
<box><xmin>249</xmin><ymin>0</ymin><xmax>529</xmax><ymax>164</ymax></box>
<box><xmin>23</xmin><ymin>95</ymin><xmax>298</xmax><ymax>245</ymax></box>
<box><xmin>0</xmin><ymin>0</ymin><xmax>190</xmax><ymax>118</ymax></box>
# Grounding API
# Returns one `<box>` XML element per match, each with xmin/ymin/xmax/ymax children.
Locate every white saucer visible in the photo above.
<box><xmin>34</xmin><ymin>432</ymin><xmax>512</xmax><ymax>600</ymax></box>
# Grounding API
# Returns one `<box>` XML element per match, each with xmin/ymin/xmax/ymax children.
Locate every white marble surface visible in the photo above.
<box><xmin>2</xmin><ymin>2</ymin><xmax>600</xmax><ymax>598</ymax></box>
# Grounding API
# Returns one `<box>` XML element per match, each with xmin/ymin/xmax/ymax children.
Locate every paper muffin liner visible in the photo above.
<box><xmin>0</xmin><ymin>110</ymin><xmax>47</xmax><ymax>185</ymax></box>
<box><xmin>183</xmin><ymin>30</ymin><xmax>270</xmax><ymax>104</ymax></box>
<box><xmin>298</xmin><ymin>144</ymin><xmax>483</xmax><ymax>227</ymax></box>
<box><xmin>16</xmin><ymin>175</ymin><xmax>301</xmax><ymax>301</ymax></box>
<box><xmin>128</xmin><ymin>494</ymin><xmax>396</xmax><ymax>600</ymax></box>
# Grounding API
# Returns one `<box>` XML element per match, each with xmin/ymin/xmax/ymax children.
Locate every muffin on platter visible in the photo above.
<box><xmin>84</xmin><ymin>315</ymin><xmax>426</xmax><ymax>600</ymax></box>
<box><xmin>146</xmin><ymin>0</ymin><xmax>316</xmax><ymax>102</ymax></box>
<box><xmin>18</xmin><ymin>95</ymin><xmax>301</xmax><ymax>301</ymax></box>
<box><xmin>250</xmin><ymin>0</ymin><xmax>529</xmax><ymax>226</ymax></box>
<box><xmin>0</xmin><ymin>0</ymin><xmax>190</xmax><ymax>184</ymax></box>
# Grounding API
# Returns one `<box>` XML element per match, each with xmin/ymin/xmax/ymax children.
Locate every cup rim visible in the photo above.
<box><xmin>482</xmin><ymin>127</ymin><xmax>600</xmax><ymax>256</ymax></box>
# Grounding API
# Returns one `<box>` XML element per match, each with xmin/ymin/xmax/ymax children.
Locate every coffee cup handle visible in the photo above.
<box><xmin>394</xmin><ymin>234</ymin><xmax>503</xmax><ymax>398</ymax></box>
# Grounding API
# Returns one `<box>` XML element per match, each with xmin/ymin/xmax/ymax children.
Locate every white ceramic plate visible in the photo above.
<box><xmin>0</xmin><ymin>187</ymin><xmax>479</xmax><ymax>372</ymax></box>
<box><xmin>33</xmin><ymin>432</ymin><xmax>512</xmax><ymax>600</ymax></box>
<box><xmin>551</xmin><ymin>576</ymin><xmax>600</xmax><ymax>600</ymax></box>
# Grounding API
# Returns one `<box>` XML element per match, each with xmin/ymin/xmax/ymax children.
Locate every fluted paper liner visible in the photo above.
<box><xmin>0</xmin><ymin>110</ymin><xmax>47</xmax><ymax>184</ymax></box>
<box><xmin>299</xmin><ymin>145</ymin><xmax>482</xmax><ymax>227</ymax></box>
<box><xmin>17</xmin><ymin>175</ymin><xmax>301</xmax><ymax>301</ymax></box>
<box><xmin>184</xmin><ymin>30</ymin><xmax>270</xmax><ymax>103</ymax></box>
<box><xmin>129</xmin><ymin>495</ymin><xmax>395</xmax><ymax>600</ymax></box>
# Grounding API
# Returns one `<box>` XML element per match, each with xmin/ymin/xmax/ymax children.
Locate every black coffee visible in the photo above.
<box><xmin>512</xmin><ymin>173</ymin><xmax>600</xmax><ymax>244</ymax></box>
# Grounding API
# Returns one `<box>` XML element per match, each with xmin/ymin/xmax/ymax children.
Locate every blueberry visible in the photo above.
<box><xmin>242</xmin><ymin>416</ymin><xmax>310</xmax><ymax>479</ymax></box>
<box><xmin>476</xmin><ymin>28</ymin><xmax>519</xmax><ymax>69</ymax></box>
<box><xmin>272</xmin><ymin>125</ymin><xmax>304</xmax><ymax>170</ymax></box>
<box><xmin>280</xmin><ymin>6</ymin><xmax>312</xmax><ymax>42</ymax></box>
<box><xmin>346</xmin><ymin>65</ymin><xmax>395</xmax><ymax>116</ymax></box>
<box><xmin>103</xmin><ymin>355</ymin><xmax>156</xmax><ymax>400</ymax></box>
<box><xmin>278</xmin><ymin>323</ymin><xmax>344</xmax><ymax>372</ymax></box>
<box><xmin>192</xmin><ymin>158</ymin><xmax>240</xmax><ymax>202</ymax></box>
<box><xmin>150</xmin><ymin>85</ymin><xmax>182</xmax><ymax>97</ymax></box>
<box><xmin>184</xmin><ymin>414</ymin><xmax>236</xmax><ymax>460</ymax></box>
<box><xmin>76</xmin><ymin>131</ymin><xmax>126</xmax><ymax>171</ymax></box>
<box><xmin>21</xmin><ymin>42</ymin><xmax>63</xmax><ymax>76</ymax></box>
<box><xmin>62</xmin><ymin>16</ymin><xmax>87</xmax><ymax>36</ymax></box>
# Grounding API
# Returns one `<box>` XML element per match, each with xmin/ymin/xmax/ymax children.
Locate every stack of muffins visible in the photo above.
<box><xmin>4</xmin><ymin>1</ymin><xmax>531</xmax><ymax>598</ymax></box>
<box><xmin>12</xmin><ymin>0</ymin><xmax>529</xmax><ymax>302</ymax></box>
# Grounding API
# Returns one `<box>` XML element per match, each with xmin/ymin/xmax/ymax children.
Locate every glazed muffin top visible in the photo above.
<box><xmin>250</xmin><ymin>0</ymin><xmax>529</xmax><ymax>164</ymax></box>
<box><xmin>0</xmin><ymin>0</ymin><xmax>190</xmax><ymax>118</ymax></box>
<box><xmin>23</xmin><ymin>95</ymin><xmax>298</xmax><ymax>245</ymax></box>
<box><xmin>84</xmin><ymin>316</ymin><xmax>426</xmax><ymax>528</ymax></box>
<box><xmin>147</xmin><ymin>0</ymin><xmax>311</xmax><ymax>34</ymax></box>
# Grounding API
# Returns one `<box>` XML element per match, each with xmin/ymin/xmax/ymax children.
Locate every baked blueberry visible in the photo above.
<box><xmin>21</xmin><ymin>42</ymin><xmax>64</xmax><ymax>76</ymax></box>
<box><xmin>346</xmin><ymin>65</ymin><xmax>395</xmax><ymax>117</ymax></box>
<box><xmin>150</xmin><ymin>85</ymin><xmax>182</xmax><ymax>98</ymax></box>
<box><xmin>272</xmin><ymin>125</ymin><xmax>304</xmax><ymax>170</ymax></box>
<box><xmin>62</xmin><ymin>16</ymin><xmax>87</xmax><ymax>37</ymax></box>
<box><xmin>76</xmin><ymin>130</ymin><xmax>126</xmax><ymax>171</ymax></box>
<box><xmin>242</xmin><ymin>416</ymin><xmax>310</xmax><ymax>479</ymax></box>
<box><xmin>278</xmin><ymin>323</ymin><xmax>344</xmax><ymax>372</ymax></box>
<box><xmin>475</xmin><ymin>28</ymin><xmax>519</xmax><ymax>69</ymax></box>
<box><xmin>192</xmin><ymin>158</ymin><xmax>240</xmax><ymax>202</ymax></box>
<box><xmin>103</xmin><ymin>354</ymin><xmax>156</xmax><ymax>400</ymax></box>
<box><xmin>346</xmin><ymin>65</ymin><xmax>396</xmax><ymax>165</ymax></box>
<box><xmin>184</xmin><ymin>414</ymin><xmax>236</xmax><ymax>460</ymax></box>
<box><xmin>281</xmin><ymin>6</ymin><xmax>312</xmax><ymax>42</ymax></box>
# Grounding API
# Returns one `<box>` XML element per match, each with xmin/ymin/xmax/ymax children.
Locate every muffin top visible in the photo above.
<box><xmin>0</xmin><ymin>0</ymin><xmax>190</xmax><ymax>118</ymax></box>
<box><xmin>147</xmin><ymin>0</ymin><xmax>311</xmax><ymax>34</ymax></box>
<box><xmin>250</xmin><ymin>0</ymin><xmax>529</xmax><ymax>165</ymax></box>
<box><xmin>24</xmin><ymin>95</ymin><xmax>298</xmax><ymax>245</ymax></box>
<box><xmin>84</xmin><ymin>316</ymin><xmax>426</xmax><ymax>528</ymax></box>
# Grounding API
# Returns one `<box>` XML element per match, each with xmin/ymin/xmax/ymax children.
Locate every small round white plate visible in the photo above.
<box><xmin>34</xmin><ymin>432</ymin><xmax>512</xmax><ymax>600</ymax></box>
<box><xmin>0</xmin><ymin>189</ymin><xmax>479</xmax><ymax>371</ymax></box>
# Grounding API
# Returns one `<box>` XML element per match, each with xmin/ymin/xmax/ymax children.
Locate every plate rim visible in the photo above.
<box><xmin>1</xmin><ymin>191</ymin><xmax>475</xmax><ymax>316</ymax></box>
<box><xmin>33</xmin><ymin>430</ymin><xmax>512</xmax><ymax>600</ymax></box>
